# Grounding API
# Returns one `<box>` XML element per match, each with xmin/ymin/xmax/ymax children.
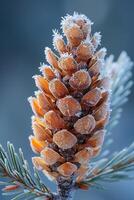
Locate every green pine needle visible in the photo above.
<box><xmin>0</xmin><ymin>142</ymin><xmax>52</xmax><ymax>200</ymax></box>
<box><xmin>102</xmin><ymin>51</ymin><xmax>133</xmax><ymax>154</ymax></box>
<box><xmin>81</xmin><ymin>142</ymin><xmax>134</xmax><ymax>188</ymax></box>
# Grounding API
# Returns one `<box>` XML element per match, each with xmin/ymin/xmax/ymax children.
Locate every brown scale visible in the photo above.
<box><xmin>29</xmin><ymin>13</ymin><xmax>110</xmax><ymax>186</ymax></box>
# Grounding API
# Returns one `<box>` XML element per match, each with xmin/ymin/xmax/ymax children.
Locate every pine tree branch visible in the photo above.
<box><xmin>107</xmin><ymin>52</ymin><xmax>133</xmax><ymax>129</ymax></box>
<box><xmin>78</xmin><ymin>142</ymin><xmax>134</xmax><ymax>189</ymax></box>
<box><xmin>102</xmin><ymin>52</ymin><xmax>133</xmax><ymax>154</ymax></box>
<box><xmin>0</xmin><ymin>142</ymin><xmax>52</xmax><ymax>200</ymax></box>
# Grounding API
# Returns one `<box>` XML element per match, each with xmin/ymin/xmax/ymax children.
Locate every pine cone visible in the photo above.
<box><xmin>29</xmin><ymin>13</ymin><xmax>110</xmax><ymax>185</ymax></box>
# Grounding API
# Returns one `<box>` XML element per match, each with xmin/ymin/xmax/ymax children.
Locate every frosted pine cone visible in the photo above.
<box><xmin>29</xmin><ymin>13</ymin><xmax>110</xmax><ymax>186</ymax></box>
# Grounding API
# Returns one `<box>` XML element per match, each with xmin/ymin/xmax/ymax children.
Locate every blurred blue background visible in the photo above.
<box><xmin>0</xmin><ymin>0</ymin><xmax>134</xmax><ymax>199</ymax></box>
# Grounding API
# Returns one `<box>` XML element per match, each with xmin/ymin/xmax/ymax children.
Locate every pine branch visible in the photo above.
<box><xmin>102</xmin><ymin>52</ymin><xmax>133</xmax><ymax>152</ymax></box>
<box><xmin>108</xmin><ymin>52</ymin><xmax>133</xmax><ymax>128</ymax></box>
<box><xmin>0</xmin><ymin>142</ymin><xmax>52</xmax><ymax>200</ymax></box>
<box><xmin>79</xmin><ymin>142</ymin><xmax>134</xmax><ymax>189</ymax></box>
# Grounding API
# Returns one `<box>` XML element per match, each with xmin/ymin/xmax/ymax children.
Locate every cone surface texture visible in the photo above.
<box><xmin>29</xmin><ymin>12</ymin><xmax>110</xmax><ymax>184</ymax></box>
